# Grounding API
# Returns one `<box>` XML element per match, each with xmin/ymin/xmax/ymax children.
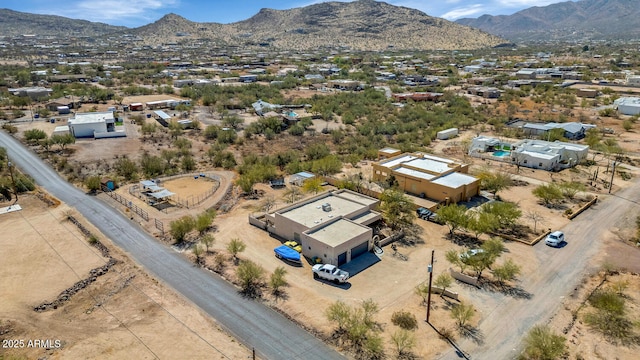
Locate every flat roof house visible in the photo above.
<box><xmin>372</xmin><ymin>150</ymin><xmax>480</xmax><ymax>204</ymax></box>
<box><xmin>523</xmin><ymin>122</ymin><xmax>588</xmax><ymax>140</ymax></box>
<box><xmin>260</xmin><ymin>190</ymin><xmax>381</xmax><ymax>266</ymax></box>
<box><xmin>68</xmin><ymin>111</ymin><xmax>113</xmax><ymax>138</ymax></box>
<box><xmin>511</xmin><ymin>139</ymin><xmax>588</xmax><ymax>170</ymax></box>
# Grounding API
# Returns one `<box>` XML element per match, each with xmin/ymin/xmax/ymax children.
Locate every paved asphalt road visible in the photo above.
<box><xmin>0</xmin><ymin>131</ymin><xmax>346</xmax><ymax>360</ymax></box>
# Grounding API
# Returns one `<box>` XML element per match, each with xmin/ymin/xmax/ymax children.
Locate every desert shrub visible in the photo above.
<box><xmin>588</xmin><ymin>289</ymin><xmax>625</xmax><ymax>315</ymax></box>
<box><xmin>519</xmin><ymin>325</ymin><xmax>566</xmax><ymax>360</ymax></box>
<box><xmin>583</xmin><ymin>289</ymin><xmax>636</xmax><ymax>343</ymax></box>
<box><xmin>391</xmin><ymin>310</ymin><xmax>418</xmax><ymax>330</ymax></box>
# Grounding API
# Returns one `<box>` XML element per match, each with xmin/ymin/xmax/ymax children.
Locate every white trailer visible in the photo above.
<box><xmin>437</xmin><ymin>128</ymin><xmax>458</xmax><ymax>140</ymax></box>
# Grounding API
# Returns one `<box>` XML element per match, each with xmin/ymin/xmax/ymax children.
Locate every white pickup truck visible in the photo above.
<box><xmin>312</xmin><ymin>264</ymin><xmax>350</xmax><ymax>284</ymax></box>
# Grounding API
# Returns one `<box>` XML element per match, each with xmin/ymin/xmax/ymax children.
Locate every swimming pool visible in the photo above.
<box><xmin>493</xmin><ymin>150</ymin><xmax>511</xmax><ymax>157</ymax></box>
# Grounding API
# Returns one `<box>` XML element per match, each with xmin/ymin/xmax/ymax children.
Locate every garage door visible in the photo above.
<box><xmin>350</xmin><ymin>241</ymin><xmax>369</xmax><ymax>259</ymax></box>
<box><xmin>337</xmin><ymin>252</ymin><xmax>347</xmax><ymax>266</ymax></box>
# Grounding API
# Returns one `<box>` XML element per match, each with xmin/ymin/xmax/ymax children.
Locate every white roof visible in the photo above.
<box><xmin>380</xmin><ymin>147</ymin><xmax>400</xmax><ymax>154</ymax></box>
<box><xmin>431</xmin><ymin>172</ymin><xmax>477</xmax><ymax>188</ymax></box>
<box><xmin>305</xmin><ymin>218</ymin><xmax>371</xmax><ymax>247</ymax></box>
<box><xmin>519</xmin><ymin>150</ymin><xmax>559</xmax><ymax>160</ymax></box>
<box><xmin>69</xmin><ymin>111</ymin><xmax>113</xmax><ymax>125</ymax></box>
<box><xmin>148</xmin><ymin>189</ymin><xmax>175</xmax><ymax>199</ymax></box>
<box><xmin>395</xmin><ymin>166</ymin><xmax>436</xmax><ymax>180</ymax></box>
<box><xmin>379</xmin><ymin>154</ymin><xmax>417</xmax><ymax>168</ymax></box>
<box><xmin>147</xmin><ymin>99</ymin><xmax>178</xmax><ymax>105</ymax></box>
<box><xmin>403</xmin><ymin>158</ymin><xmax>450</xmax><ymax>174</ymax></box>
<box><xmin>154</xmin><ymin>110</ymin><xmax>171</xmax><ymax>120</ymax></box>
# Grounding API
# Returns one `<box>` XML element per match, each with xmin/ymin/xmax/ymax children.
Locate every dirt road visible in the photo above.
<box><xmin>438</xmin><ymin>176</ymin><xmax>640</xmax><ymax>360</ymax></box>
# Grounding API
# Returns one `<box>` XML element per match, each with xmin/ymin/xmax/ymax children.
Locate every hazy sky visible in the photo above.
<box><xmin>3</xmin><ymin>0</ymin><xmax>577</xmax><ymax>27</ymax></box>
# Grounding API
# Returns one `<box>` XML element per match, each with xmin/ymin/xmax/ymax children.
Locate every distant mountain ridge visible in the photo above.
<box><xmin>0</xmin><ymin>1</ymin><xmax>505</xmax><ymax>51</ymax></box>
<box><xmin>455</xmin><ymin>0</ymin><xmax>640</xmax><ymax>41</ymax></box>
<box><xmin>0</xmin><ymin>8</ymin><xmax>126</xmax><ymax>37</ymax></box>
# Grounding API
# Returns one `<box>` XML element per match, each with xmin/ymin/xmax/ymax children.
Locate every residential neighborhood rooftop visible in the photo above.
<box><xmin>69</xmin><ymin>111</ymin><xmax>114</xmax><ymax>124</ymax></box>
<box><xmin>305</xmin><ymin>218</ymin><xmax>371</xmax><ymax>247</ymax></box>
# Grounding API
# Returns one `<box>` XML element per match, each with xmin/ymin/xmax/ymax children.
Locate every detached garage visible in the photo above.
<box><xmin>302</xmin><ymin>218</ymin><xmax>373</xmax><ymax>266</ymax></box>
<box><xmin>262</xmin><ymin>189</ymin><xmax>381</xmax><ymax>266</ymax></box>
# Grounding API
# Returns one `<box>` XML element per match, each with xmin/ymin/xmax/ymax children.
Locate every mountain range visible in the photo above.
<box><xmin>455</xmin><ymin>0</ymin><xmax>640</xmax><ymax>42</ymax></box>
<box><xmin>0</xmin><ymin>8</ymin><xmax>127</xmax><ymax>37</ymax></box>
<box><xmin>0</xmin><ymin>1</ymin><xmax>504</xmax><ymax>51</ymax></box>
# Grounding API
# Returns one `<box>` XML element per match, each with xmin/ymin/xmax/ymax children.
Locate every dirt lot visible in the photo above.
<box><xmin>0</xmin><ymin>195</ymin><xmax>252</xmax><ymax>360</ymax></box>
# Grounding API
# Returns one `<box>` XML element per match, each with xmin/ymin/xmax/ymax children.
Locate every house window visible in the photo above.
<box><xmin>523</xmin><ymin>160</ymin><xmax>528</xmax><ymax>164</ymax></box>
<box><xmin>375</xmin><ymin>170</ymin><xmax>380</xmax><ymax>175</ymax></box>
<box><xmin>539</xmin><ymin>163</ymin><xmax>543</xmax><ymax>167</ymax></box>
<box><xmin>381</xmin><ymin>172</ymin><xmax>387</xmax><ymax>177</ymax></box>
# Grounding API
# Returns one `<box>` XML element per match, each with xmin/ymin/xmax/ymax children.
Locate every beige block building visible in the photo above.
<box><xmin>263</xmin><ymin>190</ymin><xmax>381</xmax><ymax>266</ymax></box>
<box><xmin>373</xmin><ymin>149</ymin><xmax>480</xmax><ymax>205</ymax></box>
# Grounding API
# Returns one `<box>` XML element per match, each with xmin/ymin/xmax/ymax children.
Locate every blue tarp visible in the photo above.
<box><xmin>274</xmin><ymin>245</ymin><xmax>301</xmax><ymax>263</ymax></box>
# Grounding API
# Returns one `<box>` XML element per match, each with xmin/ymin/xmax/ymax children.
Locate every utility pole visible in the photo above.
<box><xmin>426</xmin><ymin>249</ymin><xmax>435</xmax><ymax>323</ymax></box>
<box><xmin>608</xmin><ymin>158</ymin><xmax>617</xmax><ymax>194</ymax></box>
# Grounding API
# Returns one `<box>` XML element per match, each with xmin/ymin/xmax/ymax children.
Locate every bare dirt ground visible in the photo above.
<box><xmin>546</xmin><ymin>239</ymin><xmax>640</xmax><ymax>360</ymax></box>
<box><xmin>0</xmin><ymin>194</ymin><xmax>252</xmax><ymax>360</ymax></box>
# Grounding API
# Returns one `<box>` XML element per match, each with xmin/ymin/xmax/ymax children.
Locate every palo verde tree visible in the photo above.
<box><xmin>436</xmin><ymin>203</ymin><xmax>470</xmax><ymax>236</ymax></box>
<box><xmin>195</xmin><ymin>210</ymin><xmax>216</xmax><ymax>235</ymax></box>
<box><xmin>434</xmin><ymin>273</ymin><xmax>453</xmax><ymax>298</ymax></box>
<box><xmin>482</xmin><ymin>201</ymin><xmax>522</xmax><ymax>230</ymax></box>
<box><xmin>84</xmin><ymin>175</ymin><xmax>102</xmax><ymax>194</ymax></box>
<box><xmin>463</xmin><ymin>237</ymin><xmax>505</xmax><ymax>280</ymax></box>
<box><xmin>519</xmin><ymin>325</ymin><xmax>567</xmax><ymax>360</ymax></box>
<box><xmin>236</xmin><ymin>259</ymin><xmax>265</xmax><ymax>298</ymax></box>
<box><xmin>450</xmin><ymin>302</ymin><xmax>475</xmax><ymax>329</ymax></box>
<box><xmin>492</xmin><ymin>259</ymin><xmax>522</xmax><ymax>287</ymax></box>
<box><xmin>379</xmin><ymin>188</ymin><xmax>416</xmax><ymax>230</ymax></box>
<box><xmin>476</xmin><ymin>169</ymin><xmax>513</xmax><ymax>198</ymax></box>
<box><xmin>532</xmin><ymin>184</ymin><xmax>564</xmax><ymax>207</ymax></box>
<box><xmin>269</xmin><ymin>266</ymin><xmax>288</xmax><ymax>297</ymax></box>
<box><xmin>227</xmin><ymin>238</ymin><xmax>247</xmax><ymax>265</ymax></box>
<box><xmin>169</xmin><ymin>215</ymin><xmax>195</xmax><ymax>243</ymax></box>
<box><xmin>325</xmin><ymin>299</ymin><xmax>384</xmax><ymax>358</ymax></box>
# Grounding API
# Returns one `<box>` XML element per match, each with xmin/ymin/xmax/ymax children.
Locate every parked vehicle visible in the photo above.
<box><xmin>545</xmin><ymin>231</ymin><xmax>565</xmax><ymax>247</ymax></box>
<box><xmin>416</xmin><ymin>207</ymin><xmax>442</xmax><ymax>224</ymax></box>
<box><xmin>416</xmin><ymin>207</ymin><xmax>433</xmax><ymax>220</ymax></box>
<box><xmin>459</xmin><ymin>248</ymin><xmax>484</xmax><ymax>261</ymax></box>
<box><xmin>284</xmin><ymin>241</ymin><xmax>302</xmax><ymax>253</ymax></box>
<box><xmin>274</xmin><ymin>245</ymin><xmax>302</xmax><ymax>265</ymax></box>
<box><xmin>312</xmin><ymin>264</ymin><xmax>349</xmax><ymax>283</ymax></box>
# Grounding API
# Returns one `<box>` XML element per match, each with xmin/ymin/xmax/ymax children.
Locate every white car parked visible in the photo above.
<box><xmin>545</xmin><ymin>231</ymin><xmax>565</xmax><ymax>247</ymax></box>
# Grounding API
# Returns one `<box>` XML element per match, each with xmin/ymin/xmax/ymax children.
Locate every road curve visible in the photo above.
<box><xmin>0</xmin><ymin>131</ymin><xmax>346</xmax><ymax>360</ymax></box>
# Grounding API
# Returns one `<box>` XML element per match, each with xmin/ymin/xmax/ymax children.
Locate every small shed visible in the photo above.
<box><xmin>289</xmin><ymin>172</ymin><xmax>315</xmax><ymax>186</ymax></box>
<box><xmin>437</xmin><ymin>128</ymin><xmax>459</xmax><ymax>140</ymax></box>
<box><xmin>129</xmin><ymin>103</ymin><xmax>143</xmax><ymax>111</ymax></box>
<box><xmin>101</xmin><ymin>178</ymin><xmax>116</xmax><ymax>191</ymax></box>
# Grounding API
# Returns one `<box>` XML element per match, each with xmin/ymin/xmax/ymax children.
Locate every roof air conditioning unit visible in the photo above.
<box><xmin>322</xmin><ymin>203</ymin><xmax>332</xmax><ymax>212</ymax></box>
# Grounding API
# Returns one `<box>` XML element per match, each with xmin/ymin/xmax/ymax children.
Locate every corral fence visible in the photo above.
<box><xmin>102</xmin><ymin>186</ymin><xmax>149</xmax><ymax>221</ymax></box>
<box><xmin>154</xmin><ymin>218</ymin><xmax>164</xmax><ymax>234</ymax></box>
<box><xmin>130</xmin><ymin>172</ymin><xmax>221</xmax><ymax>209</ymax></box>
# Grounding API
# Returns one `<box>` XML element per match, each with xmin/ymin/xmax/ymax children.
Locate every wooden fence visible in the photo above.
<box><xmin>103</xmin><ymin>186</ymin><xmax>149</xmax><ymax>221</ymax></box>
